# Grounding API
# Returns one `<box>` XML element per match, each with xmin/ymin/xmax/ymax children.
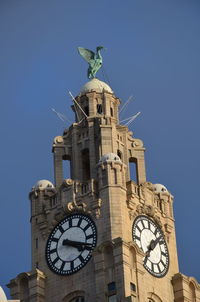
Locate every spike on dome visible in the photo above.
<box><xmin>80</xmin><ymin>78</ymin><xmax>113</xmax><ymax>95</ymax></box>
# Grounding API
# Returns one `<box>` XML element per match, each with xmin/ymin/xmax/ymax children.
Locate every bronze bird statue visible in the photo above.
<box><xmin>78</xmin><ymin>46</ymin><xmax>104</xmax><ymax>79</ymax></box>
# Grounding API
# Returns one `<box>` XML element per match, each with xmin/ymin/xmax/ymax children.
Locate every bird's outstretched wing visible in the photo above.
<box><xmin>78</xmin><ymin>47</ymin><xmax>95</xmax><ymax>63</ymax></box>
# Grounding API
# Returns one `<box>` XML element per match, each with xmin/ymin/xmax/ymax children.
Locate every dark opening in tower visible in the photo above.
<box><xmin>63</xmin><ymin>154</ymin><xmax>71</xmax><ymax>179</ymax></box>
<box><xmin>129</xmin><ymin>157</ymin><xmax>138</xmax><ymax>184</ymax></box>
<box><xmin>81</xmin><ymin>148</ymin><xmax>90</xmax><ymax>181</ymax></box>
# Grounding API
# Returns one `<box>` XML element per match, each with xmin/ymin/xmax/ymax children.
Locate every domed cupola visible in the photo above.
<box><xmin>32</xmin><ymin>179</ymin><xmax>55</xmax><ymax>191</ymax></box>
<box><xmin>73</xmin><ymin>78</ymin><xmax>120</xmax><ymax>122</ymax></box>
<box><xmin>80</xmin><ymin>78</ymin><xmax>113</xmax><ymax>95</ymax></box>
<box><xmin>99</xmin><ymin>153</ymin><xmax>122</xmax><ymax>164</ymax></box>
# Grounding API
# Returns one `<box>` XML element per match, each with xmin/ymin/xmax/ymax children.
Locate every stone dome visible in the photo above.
<box><xmin>0</xmin><ymin>287</ymin><xmax>7</xmax><ymax>302</ymax></box>
<box><xmin>33</xmin><ymin>180</ymin><xmax>55</xmax><ymax>190</ymax></box>
<box><xmin>153</xmin><ymin>183</ymin><xmax>168</xmax><ymax>193</ymax></box>
<box><xmin>80</xmin><ymin>78</ymin><xmax>113</xmax><ymax>94</ymax></box>
<box><xmin>99</xmin><ymin>153</ymin><xmax>121</xmax><ymax>163</ymax></box>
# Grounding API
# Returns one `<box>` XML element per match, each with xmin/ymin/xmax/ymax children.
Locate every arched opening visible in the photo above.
<box><xmin>81</xmin><ymin>149</ymin><xmax>90</xmax><ymax>181</ymax></box>
<box><xmin>117</xmin><ymin>150</ymin><xmax>122</xmax><ymax>160</ymax></box>
<box><xmin>129</xmin><ymin>157</ymin><xmax>138</xmax><ymax>184</ymax></box>
<box><xmin>62</xmin><ymin>291</ymin><xmax>85</xmax><ymax>302</ymax></box>
<box><xmin>63</xmin><ymin>154</ymin><xmax>71</xmax><ymax>179</ymax></box>
<box><xmin>110</xmin><ymin>107</ymin><xmax>113</xmax><ymax>117</ymax></box>
<box><xmin>97</xmin><ymin>104</ymin><xmax>103</xmax><ymax>114</ymax></box>
<box><xmin>70</xmin><ymin>297</ymin><xmax>84</xmax><ymax>302</ymax></box>
<box><xmin>147</xmin><ymin>293</ymin><xmax>162</xmax><ymax>302</ymax></box>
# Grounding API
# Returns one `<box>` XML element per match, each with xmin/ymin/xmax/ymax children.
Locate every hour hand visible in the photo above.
<box><xmin>62</xmin><ymin>239</ymin><xmax>93</xmax><ymax>251</ymax></box>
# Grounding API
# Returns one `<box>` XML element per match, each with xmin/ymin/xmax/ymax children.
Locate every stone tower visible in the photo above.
<box><xmin>8</xmin><ymin>78</ymin><xmax>200</xmax><ymax>302</ymax></box>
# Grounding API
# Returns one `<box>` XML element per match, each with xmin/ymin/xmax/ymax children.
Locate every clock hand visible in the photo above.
<box><xmin>63</xmin><ymin>239</ymin><xmax>93</xmax><ymax>247</ymax></box>
<box><xmin>145</xmin><ymin>235</ymin><xmax>163</xmax><ymax>257</ymax></box>
<box><xmin>62</xmin><ymin>239</ymin><xmax>93</xmax><ymax>251</ymax></box>
<box><xmin>148</xmin><ymin>235</ymin><xmax>162</xmax><ymax>252</ymax></box>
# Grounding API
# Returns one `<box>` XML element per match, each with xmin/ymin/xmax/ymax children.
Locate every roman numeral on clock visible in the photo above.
<box><xmin>70</xmin><ymin>261</ymin><xmax>74</xmax><ymax>271</ymax></box>
<box><xmin>49</xmin><ymin>248</ymin><xmax>57</xmax><ymax>254</ymax></box>
<box><xmin>68</xmin><ymin>219</ymin><xmax>72</xmax><ymax>228</ymax></box>
<box><xmin>52</xmin><ymin>257</ymin><xmax>59</xmax><ymax>265</ymax></box>
<box><xmin>136</xmin><ymin>225</ymin><xmax>142</xmax><ymax>232</ymax></box>
<box><xmin>60</xmin><ymin>261</ymin><xmax>65</xmax><ymax>271</ymax></box>
<box><xmin>161</xmin><ymin>251</ymin><xmax>167</xmax><ymax>257</ymax></box>
<box><xmin>51</xmin><ymin>237</ymin><xmax>59</xmax><ymax>243</ymax></box>
<box><xmin>134</xmin><ymin>235</ymin><xmax>141</xmax><ymax>241</ymax></box>
<box><xmin>78</xmin><ymin>255</ymin><xmax>84</xmax><ymax>263</ymax></box>
<box><xmin>83</xmin><ymin>224</ymin><xmax>90</xmax><ymax>232</ymax></box>
<box><xmin>59</xmin><ymin>225</ymin><xmax>64</xmax><ymax>234</ymax></box>
<box><xmin>77</xmin><ymin>218</ymin><xmax>82</xmax><ymax>228</ymax></box>
<box><xmin>86</xmin><ymin>234</ymin><xmax>94</xmax><ymax>240</ymax></box>
<box><xmin>141</xmin><ymin>220</ymin><xmax>145</xmax><ymax>229</ymax></box>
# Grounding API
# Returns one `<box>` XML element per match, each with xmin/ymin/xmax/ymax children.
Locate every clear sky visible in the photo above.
<box><xmin>0</xmin><ymin>0</ymin><xmax>200</xmax><ymax>297</ymax></box>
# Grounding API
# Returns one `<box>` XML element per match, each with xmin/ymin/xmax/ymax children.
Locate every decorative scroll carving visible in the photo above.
<box><xmin>53</xmin><ymin>136</ymin><xmax>64</xmax><ymax>144</ymax></box>
<box><xmin>62</xmin><ymin>178</ymin><xmax>73</xmax><ymax>187</ymax></box>
<box><xmin>131</xmin><ymin>139</ymin><xmax>143</xmax><ymax>148</ymax></box>
<box><xmin>128</xmin><ymin>204</ymin><xmax>162</xmax><ymax>231</ymax></box>
<box><xmin>64</xmin><ymin>200</ymin><xmax>87</xmax><ymax>214</ymax></box>
<box><xmin>136</xmin><ymin>204</ymin><xmax>155</xmax><ymax>217</ymax></box>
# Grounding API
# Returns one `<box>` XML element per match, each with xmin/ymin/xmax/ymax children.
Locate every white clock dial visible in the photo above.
<box><xmin>132</xmin><ymin>215</ymin><xmax>169</xmax><ymax>277</ymax></box>
<box><xmin>46</xmin><ymin>214</ymin><xmax>97</xmax><ymax>275</ymax></box>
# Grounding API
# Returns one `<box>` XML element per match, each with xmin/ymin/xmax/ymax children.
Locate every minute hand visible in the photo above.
<box><xmin>149</xmin><ymin>235</ymin><xmax>163</xmax><ymax>251</ymax></box>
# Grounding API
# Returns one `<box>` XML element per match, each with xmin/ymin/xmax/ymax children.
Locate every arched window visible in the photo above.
<box><xmin>63</xmin><ymin>291</ymin><xmax>85</xmax><ymax>302</ymax></box>
<box><xmin>147</xmin><ymin>293</ymin><xmax>162</xmax><ymax>302</ymax></box>
<box><xmin>129</xmin><ymin>157</ymin><xmax>138</xmax><ymax>184</ymax></box>
<box><xmin>110</xmin><ymin>107</ymin><xmax>113</xmax><ymax>117</ymax></box>
<box><xmin>97</xmin><ymin>104</ymin><xmax>103</xmax><ymax>114</ymax></box>
<box><xmin>70</xmin><ymin>297</ymin><xmax>84</xmax><ymax>302</ymax></box>
<box><xmin>117</xmin><ymin>150</ymin><xmax>122</xmax><ymax>160</ymax></box>
<box><xmin>62</xmin><ymin>154</ymin><xmax>71</xmax><ymax>179</ymax></box>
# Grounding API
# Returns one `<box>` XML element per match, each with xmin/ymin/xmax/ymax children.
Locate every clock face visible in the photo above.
<box><xmin>132</xmin><ymin>215</ymin><xmax>169</xmax><ymax>278</ymax></box>
<box><xmin>46</xmin><ymin>213</ymin><xmax>97</xmax><ymax>275</ymax></box>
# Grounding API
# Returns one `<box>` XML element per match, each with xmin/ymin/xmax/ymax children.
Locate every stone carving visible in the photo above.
<box><xmin>136</xmin><ymin>204</ymin><xmax>155</xmax><ymax>217</ymax></box>
<box><xmin>91</xmin><ymin>198</ymin><xmax>102</xmax><ymax>219</ymax></box>
<box><xmin>139</xmin><ymin>182</ymin><xmax>154</xmax><ymax>203</ymax></box>
<box><xmin>64</xmin><ymin>200</ymin><xmax>87</xmax><ymax>214</ymax></box>
<box><xmin>54</xmin><ymin>136</ymin><xmax>64</xmax><ymax>144</ymax></box>
<box><xmin>63</xmin><ymin>178</ymin><xmax>73</xmax><ymax>186</ymax></box>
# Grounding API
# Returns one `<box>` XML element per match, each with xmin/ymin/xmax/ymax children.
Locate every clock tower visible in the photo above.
<box><xmin>8</xmin><ymin>77</ymin><xmax>200</xmax><ymax>302</ymax></box>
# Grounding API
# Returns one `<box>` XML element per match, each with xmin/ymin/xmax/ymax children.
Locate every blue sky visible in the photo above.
<box><xmin>0</xmin><ymin>0</ymin><xmax>200</xmax><ymax>297</ymax></box>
